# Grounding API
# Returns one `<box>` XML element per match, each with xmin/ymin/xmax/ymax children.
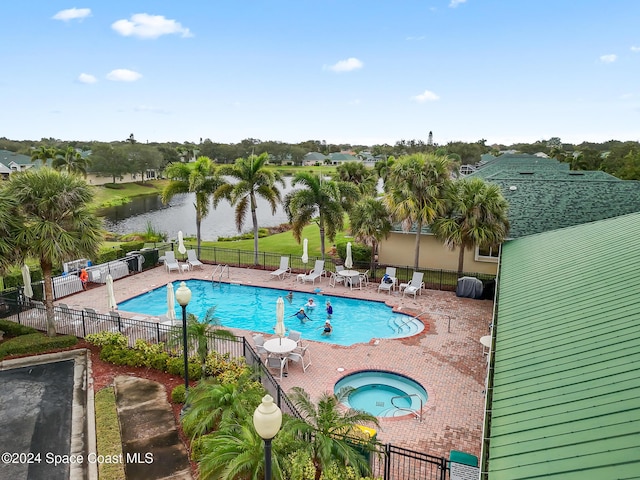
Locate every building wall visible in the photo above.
<box><xmin>378</xmin><ymin>232</ymin><xmax>498</xmax><ymax>275</ymax></box>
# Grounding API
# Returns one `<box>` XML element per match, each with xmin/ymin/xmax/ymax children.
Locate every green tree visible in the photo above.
<box><xmin>0</xmin><ymin>189</ymin><xmax>21</xmax><ymax>272</ymax></box>
<box><xmin>53</xmin><ymin>146</ymin><xmax>91</xmax><ymax>177</ymax></box>
<box><xmin>349</xmin><ymin>198</ymin><xmax>392</xmax><ymax>270</ymax></box>
<box><xmin>284</xmin><ymin>173</ymin><xmax>359</xmax><ymax>260</ymax></box>
<box><xmin>162</xmin><ymin>156</ymin><xmax>226</xmax><ymax>255</ymax></box>
<box><xmin>88</xmin><ymin>144</ymin><xmax>131</xmax><ymax>183</ymax></box>
<box><xmin>215</xmin><ymin>153</ymin><xmax>284</xmax><ymax>264</ymax></box>
<box><xmin>287</xmin><ymin>387</ymin><xmax>379</xmax><ymax>479</ymax></box>
<box><xmin>6</xmin><ymin>168</ymin><xmax>102</xmax><ymax>336</ymax></box>
<box><xmin>30</xmin><ymin>145</ymin><xmax>57</xmax><ymax>166</ymax></box>
<box><xmin>335</xmin><ymin>162</ymin><xmax>377</xmax><ymax>197</ymax></box>
<box><xmin>373</xmin><ymin>156</ymin><xmax>395</xmax><ymax>188</ymax></box>
<box><xmin>383</xmin><ymin>153</ymin><xmax>452</xmax><ymax>269</ymax></box>
<box><xmin>431</xmin><ymin>177</ymin><xmax>510</xmax><ymax>274</ymax></box>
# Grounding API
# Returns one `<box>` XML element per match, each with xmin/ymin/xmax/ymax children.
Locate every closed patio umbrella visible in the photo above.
<box><xmin>21</xmin><ymin>264</ymin><xmax>33</xmax><ymax>299</ymax></box>
<box><xmin>167</xmin><ymin>282</ymin><xmax>176</xmax><ymax>322</ymax></box>
<box><xmin>345</xmin><ymin>242</ymin><xmax>353</xmax><ymax>269</ymax></box>
<box><xmin>274</xmin><ymin>297</ymin><xmax>286</xmax><ymax>345</ymax></box>
<box><xmin>106</xmin><ymin>274</ymin><xmax>117</xmax><ymax>311</ymax></box>
<box><xmin>177</xmin><ymin>230</ymin><xmax>187</xmax><ymax>256</ymax></box>
<box><xmin>301</xmin><ymin>238</ymin><xmax>309</xmax><ymax>265</ymax></box>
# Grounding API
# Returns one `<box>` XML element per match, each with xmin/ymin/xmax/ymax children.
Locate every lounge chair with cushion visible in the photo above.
<box><xmin>270</xmin><ymin>256</ymin><xmax>291</xmax><ymax>280</ymax></box>
<box><xmin>164</xmin><ymin>251</ymin><xmax>180</xmax><ymax>273</ymax></box>
<box><xmin>301</xmin><ymin>260</ymin><xmax>325</xmax><ymax>285</ymax></box>
<box><xmin>402</xmin><ymin>272</ymin><xmax>425</xmax><ymax>298</ymax></box>
<box><xmin>186</xmin><ymin>249</ymin><xmax>204</xmax><ymax>269</ymax></box>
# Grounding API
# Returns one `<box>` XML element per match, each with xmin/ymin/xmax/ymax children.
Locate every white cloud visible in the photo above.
<box><xmin>52</xmin><ymin>8</ymin><xmax>91</xmax><ymax>21</ymax></box>
<box><xmin>325</xmin><ymin>57</ymin><xmax>364</xmax><ymax>73</ymax></box>
<box><xmin>406</xmin><ymin>36</ymin><xmax>426</xmax><ymax>41</ymax></box>
<box><xmin>600</xmin><ymin>54</ymin><xmax>617</xmax><ymax>63</ymax></box>
<box><xmin>449</xmin><ymin>0</ymin><xmax>467</xmax><ymax>7</ymax></box>
<box><xmin>631</xmin><ymin>46</ymin><xmax>640</xmax><ymax>52</ymax></box>
<box><xmin>78</xmin><ymin>73</ymin><xmax>97</xmax><ymax>84</ymax></box>
<box><xmin>111</xmin><ymin>13</ymin><xmax>193</xmax><ymax>39</ymax></box>
<box><xmin>106</xmin><ymin>69</ymin><xmax>142</xmax><ymax>82</ymax></box>
<box><xmin>412</xmin><ymin>90</ymin><xmax>440</xmax><ymax>102</ymax></box>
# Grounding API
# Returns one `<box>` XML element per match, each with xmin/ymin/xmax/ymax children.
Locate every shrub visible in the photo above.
<box><xmin>336</xmin><ymin>241</ymin><xmax>371</xmax><ymax>265</ymax></box>
<box><xmin>86</xmin><ymin>331</ymin><xmax>128</xmax><ymax>348</ymax></box>
<box><xmin>204</xmin><ymin>352</ymin><xmax>249</xmax><ymax>383</ymax></box>
<box><xmin>0</xmin><ymin>333</ymin><xmax>77</xmax><ymax>359</ymax></box>
<box><xmin>166</xmin><ymin>356</ymin><xmax>202</xmax><ymax>381</ymax></box>
<box><xmin>171</xmin><ymin>384</ymin><xmax>186</xmax><ymax>404</ymax></box>
<box><xmin>0</xmin><ymin>320</ymin><xmax>38</xmax><ymax>336</ymax></box>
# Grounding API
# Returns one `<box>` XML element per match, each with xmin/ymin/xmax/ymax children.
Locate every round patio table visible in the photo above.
<box><xmin>263</xmin><ymin>337</ymin><xmax>297</xmax><ymax>357</ymax></box>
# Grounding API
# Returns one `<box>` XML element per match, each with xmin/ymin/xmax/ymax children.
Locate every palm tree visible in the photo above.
<box><xmin>53</xmin><ymin>146</ymin><xmax>91</xmax><ymax>177</ymax></box>
<box><xmin>0</xmin><ymin>189</ymin><xmax>21</xmax><ymax>272</ymax></box>
<box><xmin>287</xmin><ymin>387</ymin><xmax>379</xmax><ymax>479</ymax></box>
<box><xmin>30</xmin><ymin>145</ymin><xmax>57</xmax><ymax>166</ymax></box>
<box><xmin>215</xmin><ymin>153</ymin><xmax>284</xmax><ymax>265</ymax></box>
<box><xmin>162</xmin><ymin>156</ymin><xmax>226</xmax><ymax>256</ymax></box>
<box><xmin>349</xmin><ymin>197</ymin><xmax>392</xmax><ymax>271</ymax></box>
<box><xmin>431</xmin><ymin>177</ymin><xmax>510</xmax><ymax>274</ymax></box>
<box><xmin>284</xmin><ymin>173</ymin><xmax>359</xmax><ymax>260</ymax></box>
<box><xmin>374</xmin><ymin>156</ymin><xmax>395</xmax><ymax>189</ymax></box>
<box><xmin>336</xmin><ymin>161</ymin><xmax>377</xmax><ymax>197</ymax></box>
<box><xmin>6</xmin><ymin>168</ymin><xmax>102</xmax><ymax>336</ymax></box>
<box><xmin>383</xmin><ymin>153</ymin><xmax>452</xmax><ymax>269</ymax></box>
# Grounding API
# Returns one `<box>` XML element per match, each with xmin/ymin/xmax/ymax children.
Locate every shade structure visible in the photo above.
<box><xmin>301</xmin><ymin>238</ymin><xmax>309</xmax><ymax>264</ymax></box>
<box><xmin>345</xmin><ymin>242</ymin><xmax>353</xmax><ymax>269</ymax></box>
<box><xmin>21</xmin><ymin>264</ymin><xmax>33</xmax><ymax>299</ymax></box>
<box><xmin>274</xmin><ymin>297</ymin><xmax>286</xmax><ymax>344</ymax></box>
<box><xmin>167</xmin><ymin>282</ymin><xmax>176</xmax><ymax>322</ymax></box>
<box><xmin>106</xmin><ymin>274</ymin><xmax>117</xmax><ymax>311</ymax></box>
<box><xmin>177</xmin><ymin>231</ymin><xmax>187</xmax><ymax>255</ymax></box>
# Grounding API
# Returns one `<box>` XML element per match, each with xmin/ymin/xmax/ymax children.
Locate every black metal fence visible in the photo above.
<box><xmin>0</xmin><ymin>298</ymin><xmax>452</xmax><ymax>480</ymax></box>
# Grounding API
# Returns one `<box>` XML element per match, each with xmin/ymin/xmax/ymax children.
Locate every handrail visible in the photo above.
<box><xmin>391</xmin><ymin>393</ymin><xmax>423</xmax><ymax>422</ymax></box>
<box><xmin>211</xmin><ymin>264</ymin><xmax>230</xmax><ymax>284</ymax></box>
<box><xmin>397</xmin><ymin>310</ymin><xmax>454</xmax><ymax>333</ymax></box>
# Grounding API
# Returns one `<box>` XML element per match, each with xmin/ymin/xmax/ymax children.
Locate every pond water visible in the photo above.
<box><xmin>99</xmin><ymin>177</ymin><xmax>297</xmax><ymax>240</ymax></box>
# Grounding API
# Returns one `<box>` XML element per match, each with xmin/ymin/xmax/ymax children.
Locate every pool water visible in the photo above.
<box><xmin>335</xmin><ymin>370</ymin><xmax>428</xmax><ymax>417</ymax></box>
<box><xmin>117</xmin><ymin>280</ymin><xmax>422</xmax><ymax>346</ymax></box>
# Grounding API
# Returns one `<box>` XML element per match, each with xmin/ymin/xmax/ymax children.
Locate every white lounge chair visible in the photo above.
<box><xmin>186</xmin><ymin>249</ymin><xmax>204</xmax><ymax>269</ymax></box>
<box><xmin>301</xmin><ymin>260</ymin><xmax>325</xmax><ymax>285</ymax></box>
<box><xmin>164</xmin><ymin>251</ymin><xmax>180</xmax><ymax>273</ymax></box>
<box><xmin>378</xmin><ymin>267</ymin><xmax>398</xmax><ymax>294</ymax></box>
<box><xmin>402</xmin><ymin>272</ymin><xmax>425</xmax><ymax>298</ymax></box>
<box><xmin>270</xmin><ymin>256</ymin><xmax>291</xmax><ymax>280</ymax></box>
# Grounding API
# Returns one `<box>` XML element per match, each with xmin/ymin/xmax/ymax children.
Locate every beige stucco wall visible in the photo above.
<box><xmin>378</xmin><ymin>232</ymin><xmax>498</xmax><ymax>275</ymax></box>
<box><xmin>85</xmin><ymin>171</ymin><xmax>157</xmax><ymax>186</ymax></box>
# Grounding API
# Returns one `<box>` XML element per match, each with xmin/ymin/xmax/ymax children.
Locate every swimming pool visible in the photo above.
<box><xmin>117</xmin><ymin>280</ymin><xmax>423</xmax><ymax>346</ymax></box>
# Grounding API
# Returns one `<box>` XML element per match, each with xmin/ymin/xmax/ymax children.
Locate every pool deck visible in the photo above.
<box><xmin>62</xmin><ymin>264</ymin><xmax>493</xmax><ymax>459</ymax></box>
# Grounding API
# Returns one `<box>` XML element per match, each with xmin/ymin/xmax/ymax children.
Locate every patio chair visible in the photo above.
<box><xmin>252</xmin><ymin>334</ymin><xmax>269</xmax><ymax>358</ymax></box>
<box><xmin>328</xmin><ymin>265</ymin><xmax>346</xmax><ymax>287</ymax></box>
<box><xmin>164</xmin><ymin>251</ymin><xmax>180</xmax><ymax>273</ymax></box>
<box><xmin>287</xmin><ymin>345</ymin><xmax>311</xmax><ymax>372</ymax></box>
<box><xmin>288</xmin><ymin>330</ymin><xmax>302</xmax><ymax>344</ymax></box>
<box><xmin>348</xmin><ymin>273</ymin><xmax>363</xmax><ymax>290</ymax></box>
<box><xmin>359</xmin><ymin>270</ymin><xmax>370</xmax><ymax>286</ymax></box>
<box><xmin>270</xmin><ymin>256</ymin><xmax>291</xmax><ymax>280</ymax></box>
<box><xmin>301</xmin><ymin>260</ymin><xmax>325</xmax><ymax>285</ymax></box>
<box><xmin>186</xmin><ymin>249</ymin><xmax>204</xmax><ymax>269</ymax></box>
<box><xmin>265</xmin><ymin>355</ymin><xmax>288</xmax><ymax>380</ymax></box>
<box><xmin>402</xmin><ymin>272</ymin><xmax>425</xmax><ymax>298</ymax></box>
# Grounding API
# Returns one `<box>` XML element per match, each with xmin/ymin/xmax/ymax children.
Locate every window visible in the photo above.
<box><xmin>475</xmin><ymin>245</ymin><xmax>500</xmax><ymax>263</ymax></box>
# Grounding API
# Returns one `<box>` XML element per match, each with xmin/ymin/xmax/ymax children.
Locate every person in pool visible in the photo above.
<box><xmin>285</xmin><ymin>291</ymin><xmax>294</xmax><ymax>304</ymax></box>
<box><xmin>322</xmin><ymin>319</ymin><xmax>333</xmax><ymax>335</ymax></box>
<box><xmin>326</xmin><ymin>300</ymin><xmax>333</xmax><ymax>319</ymax></box>
<box><xmin>291</xmin><ymin>307</ymin><xmax>311</xmax><ymax>323</ymax></box>
<box><xmin>305</xmin><ymin>298</ymin><xmax>316</xmax><ymax>309</ymax></box>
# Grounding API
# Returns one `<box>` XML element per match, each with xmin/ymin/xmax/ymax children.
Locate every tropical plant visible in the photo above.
<box><xmin>215</xmin><ymin>153</ymin><xmax>284</xmax><ymax>264</ymax></box>
<box><xmin>284</xmin><ymin>173</ymin><xmax>359</xmax><ymax>259</ymax></box>
<box><xmin>162</xmin><ymin>156</ymin><xmax>226</xmax><ymax>255</ymax></box>
<box><xmin>335</xmin><ymin>162</ymin><xmax>377</xmax><ymax>197</ymax></box>
<box><xmin>6</xmin><ymin>168</ymin><xmax>103</xmax><ymax>336</ymax></box>
<box><xmin>383</xmin><ymin>153</ymin><xmax>453</xmax><ymax>269</ymax></box>
<box><xmin>373</xmin><ymin>156</ymin><xmax>395</xmax><ymax>188</ymax></box>
<box><xmin>287</xmin><ymin>387</ymin><xmax>379</xmax><ymax>479</ymax></box>
<box><xmin>30</xmin><ymin>145</ymin><xmax>57</xmax><ymax>166</ymax></box>
<box><xmin>431</xmin><ymin>177</ymin><xmax>510</xmax><ymax>274</ymax></box>
<box><xmin>0</xmin><ymin>189</ymin><xmax>21</xmax><ymax>272</ymax></box>
<box><xmin>349</xmin><ymin>198</ymin><xmax>392</xmax><ymax>270</ymax></box>
<box><xmin>53</xmin><ymin>146</ymin><xmax>91</xmax><ymax>176</ymax></box>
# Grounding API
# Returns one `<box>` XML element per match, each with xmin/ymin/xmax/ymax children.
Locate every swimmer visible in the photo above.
<box><xmin>326</xmin><ymin>300</ymin><xmax>333</xmax><ymax>319</ymax></box>
<box><xmin>305</xmin><ymin>298</ymin><xmax>316</xmax><ymax>309</ymax></box>
<box><xmin>285</xmin><ymin>291</ymin><xmax>294</xmax><ymax>304</ymax></box>
<box><xmin>322</xmin><ymin>319</ymin><xmax>333</xmax><ymax>335</ymax></box>
<box><xmin>291</xmin><ymin>307</ymin><xmax>311</xmax><ymax>323</ymax></box>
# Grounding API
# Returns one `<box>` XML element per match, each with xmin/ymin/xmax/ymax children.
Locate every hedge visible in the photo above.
<box><xmin>0</xmin><ymin>320</ymin><xmax>38</xmax><ymax>337</ymax></box>
<box><xmin>0</xmin><ymin>333</ymin><xmax>78</xmax><ymax>359</ymax></box>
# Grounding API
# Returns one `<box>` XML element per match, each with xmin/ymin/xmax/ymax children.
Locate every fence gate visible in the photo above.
<box><xmin>371</xmin><ymin>444</ymin><xmax>448</xmax><ymax>480</ymax></box>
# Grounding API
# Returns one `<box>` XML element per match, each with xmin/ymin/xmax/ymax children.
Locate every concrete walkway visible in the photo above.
<box><xmin>114</xmin><ymin>376</ymin><xmax>192</xmax><ymax>480</ymax></box>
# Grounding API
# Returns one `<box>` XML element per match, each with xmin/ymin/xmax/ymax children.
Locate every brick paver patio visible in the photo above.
<box><xmin>62</xmin><ymin>264</ymin><xmax>492</xmax><ymax>459</ymax></box>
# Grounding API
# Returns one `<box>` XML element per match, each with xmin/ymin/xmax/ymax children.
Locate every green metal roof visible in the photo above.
<box><xmin>486</xmin><ymin>212</ymin><xmax>640</xmax><ymax>479</ymax></box>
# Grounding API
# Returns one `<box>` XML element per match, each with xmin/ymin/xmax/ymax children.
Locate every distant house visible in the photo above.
<box><xmin>482</xmin><ymin>211</ymin><xmax>640</xmax><ymax>478</ymax></box>
<box><xmin>0</xmin><ymin>149</ymin><xmax>40</xmax><ymax>173</ymax></box>
<box><xmin>378</xmin><ymin>153</ymin><xmax>640</xmax><ymax>274</ymax></box>
<box><xmin>302</xmin><ymin>152</ymin><xmax>328</xmax><ymax>166</ymax></box>
<box><xmin>327</xmin><ymin>152</ymin><xmax>359</xmax><ymax>165</ymax></box>
<box><xmin>0</xmin><ymin>161</ymin><xmax>11</xmax><ymax>180</ymax></box>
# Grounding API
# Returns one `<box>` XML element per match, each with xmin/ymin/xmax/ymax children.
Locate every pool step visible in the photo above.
<box><xmin>389</xmin><ymin>317</ymin><xmax>424</xmax><ymax>337</ymax></box>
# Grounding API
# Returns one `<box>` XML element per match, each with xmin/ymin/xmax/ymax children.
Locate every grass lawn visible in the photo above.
<box><xmin>91</xmin><ymin>180</ymin><xmax>169</xmax><ymax>209</ymax></box>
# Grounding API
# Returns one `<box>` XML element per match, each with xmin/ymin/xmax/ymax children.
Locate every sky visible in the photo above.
<box><xmin>1</xmin><ymin>1</ymin><xmax>639</xmax><ymax>147</ymax></box>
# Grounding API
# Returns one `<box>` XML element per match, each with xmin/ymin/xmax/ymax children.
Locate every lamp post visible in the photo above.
<box><xmin>253</xmin><ymin>394</ymin><xmax>282</xmax><ymax>480</ymax></box>
<box><xmin>175</xmin><ymin>281</ymin><xmax>192</xmax><ymax>393</ymax></box>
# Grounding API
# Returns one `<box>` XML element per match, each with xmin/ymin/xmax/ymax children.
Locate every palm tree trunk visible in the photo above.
<box><xmin>318</xmin><ymin>216</ymin><xmax>326</xmax><ymax>260</ymax></box>
<box><xmin>457</xmin><ymin>246</ymin><xmax>465</xmax><ymax>275</ymax></box>
<box><xmin>250</xmin><ymin>193</ymin><xmax>259</xmax><ymax>265</ymax></box>
<box><xmin>413</xmin><ymin>221</ymin><xmax>422</xmax><ymax>269</ymax></box>
<box><xmin>196</xmin><ymin>217</ymin><xmax>202</xmax><ymax>257</ymax></box>
<box><xmin>41</xmin><ymin>259</ymin><xmax>56</xmax><ymax>337</ymax></box>
<box><xmin>371</xmin><ymin>240</ymin><xmax>377</xmax><ymax>273</ymax></box>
